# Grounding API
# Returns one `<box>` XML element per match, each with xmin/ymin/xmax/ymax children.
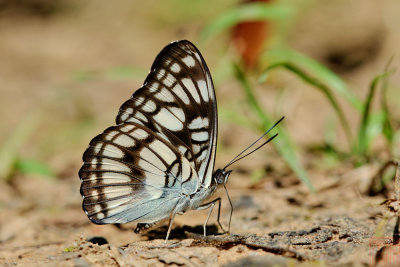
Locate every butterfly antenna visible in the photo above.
<box><xmin>224</xmin><ymin>133</ymin><xmax>278</xmax><ymax>169</ymax></box>
<box><xmin>223</xmin><ymin>116</ymin><xmax>284</xmax><ymax>170</ymax></box>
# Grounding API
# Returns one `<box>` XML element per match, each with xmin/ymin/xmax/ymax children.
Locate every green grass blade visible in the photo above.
<box><xmin>104</xmin><ymin>66</ymin><xmax>147</xmax><ymax>81</ymax></box>
<box><xmin>15</xmin><ymin>158</ymin><xmax>55</xmax><ymax>178</ymax></box>
<box><xmin>259</xmin><ymin>62</ymin><xmax>352</xmax><ymax>148</ymax></box>
<box><xmin>358</xmin><ymin>72</ymin><xmax>390</xmax><ymax>157</ymax></box>
<box><xmin>261</xmin><ymin>48</ymin><xmax>362</xmax><ymax>111</ymax></box>
<box><xmin>219</xmin><ymin>106</ymin><xmax>260</xmax><ymax>131</ymax></box>
<box><xmin>72</xmin><ymin>66</ymin><xmax>147</xmax><ymax>82</ymax></box>
<box><xmin>380</xmin><ymin>58</ymin><xmax>395</xmax><ymax>148</ymax></box>
<box><xmin>199</xmin><ymin>3</ymin><xmax>293</xmax><ymax>44</ymax></box>
<box><xmin>0</xmin><ymin>112</ymin><xmax>42</xmax><ymax>181</ymax></box>
<box><xmin>234</xmin><ymin>63</ymin><xmax>315</xmax><ymax>192</ymax></box>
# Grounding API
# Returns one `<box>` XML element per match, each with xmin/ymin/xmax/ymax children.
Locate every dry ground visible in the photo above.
<box><xmin>1</xmin><ymin>1</ymin><xmax>400</xmax><ymax>266</ymax></box>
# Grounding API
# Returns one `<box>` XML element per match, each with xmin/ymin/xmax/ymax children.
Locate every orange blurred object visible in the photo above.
<box><xmin>232</xmin><ymin>0</ymin><xmax>272</xmax><ymax>68</ymax></box>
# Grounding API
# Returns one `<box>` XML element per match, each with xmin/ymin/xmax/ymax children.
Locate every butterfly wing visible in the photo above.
<box><xmin>79</xmin><ymin>40</ymin><xmax>218</xmax><ymax>224</ymax></box>
<box><xmin>117</xmin><ymin>40</ymin><xmax>218</xmax><ymax>187</ymax></box>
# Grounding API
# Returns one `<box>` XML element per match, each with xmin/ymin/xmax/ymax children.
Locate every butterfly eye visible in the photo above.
<box><xmin>213</xmin><ymin>169</ymin><xmax>228</xmax><ymax>184</ymax></box>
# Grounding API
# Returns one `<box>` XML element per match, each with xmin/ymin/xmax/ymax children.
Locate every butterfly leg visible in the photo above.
<box><xmin>165</xmin><ymin>211</ymin><xmax>177</xmax><ymax>242</ymax></box>
<box><xmin>196</xmin><ymin>198</ymin><xmax>226</xmax><ymax>236</ymax></box>
<box><xmin>223</xmin><ymin>183</ymin><xmax>233</xmax><ymax>234</ymax></box>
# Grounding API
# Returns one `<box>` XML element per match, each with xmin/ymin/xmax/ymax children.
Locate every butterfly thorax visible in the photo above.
<box><xmin>177</xmin><ymin>168</ymin><xmax>230</xmax><ymax>212</ymax></box>
<box><xmin>187</xmin><ymin>184</ymin><xmax>218</xmax><ymax>209</ymax></box>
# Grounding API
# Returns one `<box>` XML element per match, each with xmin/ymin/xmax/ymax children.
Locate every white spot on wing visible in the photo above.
<box><xmin>154</xmin><ymin>124</ymin><xmax>163</xmax><ymax>134</ymax></box>
<box><xmin>105</xmin><ymin>131</ymin><xmax>118</xmax><ymax>141</ymax></box>
<box><xmin>119</xmin><ymin>107</ymin><xmax>134</xmax><ymax>121</ymax></box>
<box><xmin>85</xmin><ymin>173</ymin><xmax>98</xmax><ymax>182</ymax></box>
<box><xmin>120</xmin><ymin>113</ymin><xmax>129</xmax><ymax>121</ymax></box>
<box><xmin>169</xmin><ymin>107</ymin><xmax>185</xmax><ymax>122</ymax></box>
<box><xmin>171</xmin><ymin>63</ymin><xmax>181</xmax><ymax>73</ymax></box>
<box><xmin>102</xmin><ymin>144</ymin><xmax>125</xmax><ymax>158</ymax></box>
<box><xmin>147</xmin><ymin>82</ymin><xmax>159</xmax><ymax>93</ymax></box>
<box><xmin>182</xmin><ymin>56</ymin><xmax>196</xmax><ymax>67</ymax></box>
<box><xmin>92</xmin><ymin>204</ymin><xmax>103</xmax><ymax>212</ymax></box>
<box><xmin>99</xmin><ymin>158</ymin><xmax>131</xmax><ymax>172</ymax></box>
<box><xmin>120</xmin><ymin>125</ymin><xmax>135</xmax><ymax>133</ymax></box>
<box><xmin>138</xmin><ymin>158</ymin><xmax>164</xmax><ymax>176</ymax></box>
<box><xmin>140</xmin><ymin>147</ymin><xmax>166</xmax><ymax>171</ymax></box>
<box><xmin>94</xmin><ymin>143</ymin><xmax>102</xmax><ymax>153</ymax></box>
<box><xmin>188</xmin><ymin>117</ymin><xmax>209</xmax><ymax>130</ymax></box>
<box><xmin>157</xmin><ymin>69</ymin><xmax>166</xmax><ymax>79</ymax></box>
<box><xmin>100</xmin><ymin>172</ymin><xmax>132</xmax><ymax>184</ymax></box>
<box><xmin>153</xmin><ymin>108</ymin><xmax>184</xmax><ymax>131</ymax></box>
<box><xmin>149</xmin><ymin>140</ymin><xmax>176</xmax><ymax>165</ymax></box>
<box><xmin>113</xmin><ymin>134</ymin><xmax>135</xmax><ymax>147</ymax></box>
<box><xmin>154</xmin><ymin>88</ymin><xmax>174</xmax><ymax>103</ymax></box>
<box><xmin>178</xmin><ymin>145</ymin><xmax>187</xmax><ymax>155</ymax></box>
<box><xmin>171</xmin><ymin>163</ymin><xmax>179</xmax><ymax>177</ymax></box>
<box><xmin>172</xmin><ymin>84</ymin><xmax>190</xmax><ymax>104</ymax></box>
<box><xmin>182</xmin><ymin>78</ymin><xmax>200</xmax><ymax>103</ymax></box>
<box><xmin>135</xmin><ymin>111</ymin><xmax>148</xmax><ymax>122</ymax></box>
<box><xmin>198</xmin><ymin>163</ymin><xmax>207</xmax><ymax>181</ymax></box>
<box><xmin>101</xmin><ymin>186</ymin><xmax>132</xmax><ymax>198</ymax></box>
<box><xmin>135</xmin><ymin>96</ymin><xmax>145</xmax><ymax>106</ymax></box>
<box><xmin>197</xmin><ymin>149</ymin><xmax>208</xmax><ymax>161</ymax></box>
<box><xmin>164</xmin><ymin>74</ymin><xmax>176</xmax><ymax>87</ymax></box>
<box><xmin>126</xmin><ymin>117</ymin><xmax>145</xmax><ymax>126</ymax></box>
<box><xmin>192</xmin><ymin>144</ymin><xmax>201</xmax><ymax>154</ymax></box>
<box><xmin>194</xmin><ymin>52</ymin><xmax>202</xmax><ymax>63</ymax></box>
<box><xmin>143</xmin><ymin>171</ymin><xmax>165</xmax><ymax>187</ymax></box>
<box><xmin>134</xmin><ymin>129</ymin><xmax>149</xmax><ymax>139</ymax></box>
<box><xmin>191</xmin><ymin>131</ymin><xmax>208</xmax><ymax>142</ymax></box>
<box><xmin>181</xmin><ymin>159</ymin><xmax>191</xmax><ymax>181</ymax></box>
<box><xmin>141</xmin><ymin>100</ymin><xmax>156</xmax><ymax>113</ymax></box>
<box><xmin>197</xmin><ymin>80</ymin><xmax>209</xmax><ymax>102</ymax></box>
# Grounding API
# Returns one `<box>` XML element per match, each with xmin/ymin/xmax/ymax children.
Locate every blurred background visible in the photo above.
<box><xmin>1</xmin><ymin>0</ymin><xmax>400</xmax><ymax>265</ymax></box>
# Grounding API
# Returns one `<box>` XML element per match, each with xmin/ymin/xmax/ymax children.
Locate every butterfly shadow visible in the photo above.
<box><xmin>143</xmin><ymin>224</ymin><xmax>220</xmax><ymax>240</ymax></box>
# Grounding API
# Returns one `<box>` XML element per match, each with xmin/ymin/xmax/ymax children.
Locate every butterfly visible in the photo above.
<box><xmin>79</xmin><ymin>40</ymin><xmax>282</xmax><ymax>240</ymax></box>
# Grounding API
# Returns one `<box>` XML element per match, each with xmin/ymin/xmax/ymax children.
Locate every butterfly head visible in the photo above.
<box><xmin>213</xmin><ymin>168</ymin><xmax>232</xmax><ymax>185</ymax></box>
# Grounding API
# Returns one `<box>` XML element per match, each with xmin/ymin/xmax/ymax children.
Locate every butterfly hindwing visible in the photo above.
<box><xmin>79</xmin><ymin>122</ymin><xmax>199</xmax><ymax>223</ymax></box>
<box><xmin>79</xmin><ymin>40</ymin><xmax>217</xmax><ymax>225</ymax></box>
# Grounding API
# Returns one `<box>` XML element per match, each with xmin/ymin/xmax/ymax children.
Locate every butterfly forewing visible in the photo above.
<box><xmin>79</xmin><ymin>40</ymin><xmax>217</xmax><ymax>225</ymax></box>
<box><xmin>117</xmin><ymin>41</ymin><xmax>217</xmax><ymax>186</ymax></box>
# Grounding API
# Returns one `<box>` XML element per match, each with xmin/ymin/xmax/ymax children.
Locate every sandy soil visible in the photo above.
<box><xmin>1</xmin><ymin>1</ymin><xmax>400</xmax><ymax>266</ymax></box>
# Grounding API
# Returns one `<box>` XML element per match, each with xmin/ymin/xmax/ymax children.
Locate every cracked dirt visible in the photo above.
<box><xmin>1</xmin><ymin>1</ymin><xmax>400</xmax><ymax>266</ymax></box>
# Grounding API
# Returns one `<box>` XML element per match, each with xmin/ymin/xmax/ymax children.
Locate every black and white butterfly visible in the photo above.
<box><xmin>79</xmin><ymin>40</ymin><xmax>282</xmax><ymax>240</ymax></box>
